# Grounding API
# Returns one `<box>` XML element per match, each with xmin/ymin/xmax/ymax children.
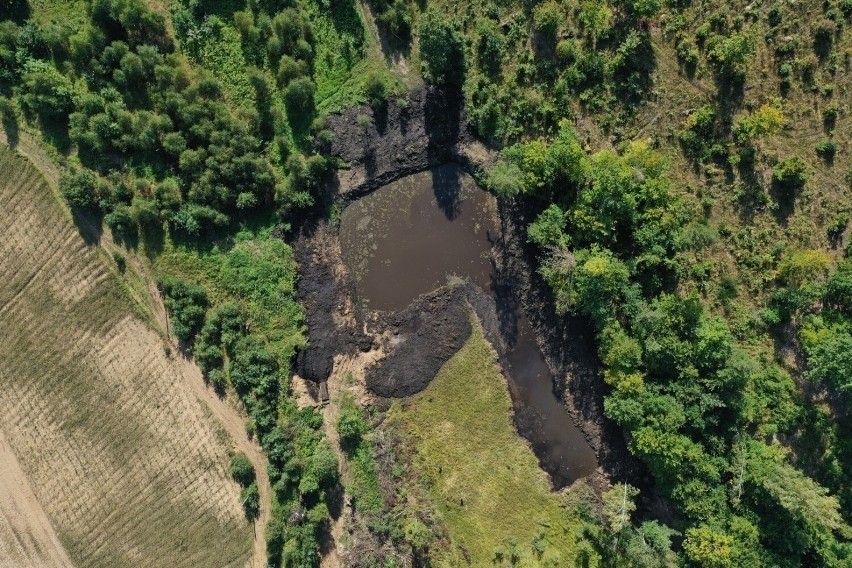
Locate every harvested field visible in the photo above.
<box><xmin>0</xmin><ymin>146</ymin><xmax>253</xmax><ymax>567</ymax></box>
<box><xmin>0</xmin><ymin>431</ymin><xmax>73</xmax><ymax>568</ymax></box>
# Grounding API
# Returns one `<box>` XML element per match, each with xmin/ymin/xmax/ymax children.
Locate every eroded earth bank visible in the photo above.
<box><xmin>293</xmin><ymin>87</ymin><xmax>648</xmax><ymax>562</ymax></box>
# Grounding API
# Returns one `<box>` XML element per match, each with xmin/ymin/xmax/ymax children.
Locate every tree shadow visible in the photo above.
<box><xmin>70</xmin><ymin>208</ymin><xmax>103</xmax><ymax>246</ymax></box>
<box><xmin>4</xmin><ymin>0</ymin><xmax>30</xmax><ymax>23</ymax></box>
<box><xmin>769</xmin><ymin>180</ymin><xmax>796</xmax><ymax>224</ymax></box>
<box><xmin>429</xmin><ymin>163</ymin><xmax>462</xmax><ymax>220</ymax></box>
<box><xmin>2</xmin><ymin>112</ymin><xmax>19</xmax><ymax>149</ymax></box>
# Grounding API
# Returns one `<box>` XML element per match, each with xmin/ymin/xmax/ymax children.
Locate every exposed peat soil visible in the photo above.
<box><xmin>295</xmin><ymin>87</ymin><xmax>644</xmax><ymax>491</ymax></box>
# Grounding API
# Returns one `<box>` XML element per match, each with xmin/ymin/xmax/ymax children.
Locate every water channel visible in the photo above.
<box><xmin>339</xmin><ymin>163</ymin><xmax>597</xmax><ymax>486</ymax></box>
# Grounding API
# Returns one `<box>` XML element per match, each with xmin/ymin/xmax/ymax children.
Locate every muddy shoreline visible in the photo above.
<box><xmin>295</xmin><ymin>86</ymin><xmax>643</xmax><ymax>489</ymax></box>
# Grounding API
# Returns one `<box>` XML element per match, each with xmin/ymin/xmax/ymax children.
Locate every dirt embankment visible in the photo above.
<box><xmin>324</xmin><ymin>87</ymin><xmax>493</xmax><ymax>202</ymax></box>
<box><xmin>365</xmin><ymin>285</ymin><xmax>473</xmax><ymax>398</ymax></box>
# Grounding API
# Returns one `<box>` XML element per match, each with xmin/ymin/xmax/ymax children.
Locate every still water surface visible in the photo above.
<box><xmin>339</xmin><ymin>164</ymin><xmax>597</xmax><ymax>485</ymax></box>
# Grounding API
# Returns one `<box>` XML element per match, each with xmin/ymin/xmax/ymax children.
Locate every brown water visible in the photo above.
<box><xmin>339</xmin><ymin>164</ymin><xmax>598</xmax><ymax>486</ymax></box>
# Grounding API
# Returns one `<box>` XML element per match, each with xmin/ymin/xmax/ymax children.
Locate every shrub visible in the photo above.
<box><xmin>378</xmin><ymin>0</ymin><xmax>412</xmax><ymax>40</ymax></box>
<box><xmin>485</xmin><ymin>161</ymin><xmax>525</xmax><ymax>197</ymax></box>
<box><xmin>533</xmin><ymin>2</ymin><xmax>561</xmax><ymax>44</ymax></box>
<box><xmin>18</xmin><ymin>60</ymin><xmax>75</xmax><ymax>121</ymax></box>
<box><xmin>60</xmin><ymin>168</ymin><xmax>100</xmax><ymax>210</ymax></box>
<box><xmin>772</xmin><ymin>156</ymin><xmax>808</xmax><ymax>191</ymax></box>
<box><xmin>825</xmin><ymin>259</ymin><xmax>852</xmax><ymax>310</ymax></box>
<box><xmin>283</xmin><ymin>76</ymin><xmax>315</xmax><ymax>114</ymax></box>
<box><xmin>707</xmin><ymin>31</ymin><xmax>755</xmax><ymax>83</ymax></box>
<box><xmin>812</xmin><ymin>19</ymin><xmax>836</xmax><ymax>58</ymax></box>
<box><xmin>815</xmin><ymin>139</ymin><xmax>836</xmax><ymax>162</ymax></box>
<box><xmin>230</xmin><ymin>453</ymin><xmax>256</xmax><ymax>486</ymax></box>
<box><xmin>112</xmin><ymin>250</ymin><xmax>126</xmax><ymax>272</ymax></box>
<box><xmin>734</xmin><ymin>104</ymin><xmax>786</xmax><ymax>143</ymax></box>
<box><xmin>363</xmin><ymin>71</ymin><xmax>387</xmax><ymax>107</ymax></box>
<box><xmin>337</xmin><ymin>400</ymin><xmax>366</xmax><ymax>454</ymax></box>
<box><xmin>104</xmin><ymin>204</ymin><xmax>135</xmax><ymax>237</ymax></box>
<box><xmin>823</xmin><ymin>104</ymin><xmax>839</xmax><ymax>129</ymax></box>
<box><xmin>276</xmin><ymin>55</ymin><xmax>305</xmax><ymax>87</ymax></box>
<box><xmin>158</xmin><ymin>276</ymin><xmax>208</xmax><ymax>342</ymax></box>
<box><xmin>240</xmin><ymin>482</ymin><xmax>260</xmax><ymax>520</ymax></box>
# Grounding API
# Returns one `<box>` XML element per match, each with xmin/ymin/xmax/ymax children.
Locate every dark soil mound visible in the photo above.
<box><xmin>325</xmin><ymin>87</ymin><xmax>474</xmax><ymax>200</ymax></box>
<box><xmin>294</xmin><ymin>225</ymin><xmax>371</xmax><ymax>383</ymax></box>
<box><xmin>366</xmin><ymin>285</ymin><xmax>473</xmax><ymax>398</ymax></box>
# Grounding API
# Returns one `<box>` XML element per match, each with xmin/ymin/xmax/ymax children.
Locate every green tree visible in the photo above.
<box><xmin>485</xmin><ymin>160</ymin><xmax>525</xmax><ymax>197</ymax></box>
<box><xmin>337</xmin><ymin>396</ymin><xmax>367</xmax><ymax>454</ymax></box>
<box><xmin>363</xmin><ymin>71</ymin><xmax>387</xmax><ymax>107</ymax></box>
<box><xmin>683</xmin><ymin>526</ymin><xmax>733</xmax><ymax>567</ymax></box>
<box><xmin>18</xmin><ymin>60</ymin><xmax>74</xmax><ymax>122</ymax></box>
<box><xmin>230</xmin><ymin>453</ymin><xmax>256</xmax><ymax>486</ymax></box>
<box><xmin>284</xmin><ymin>76</ymin><xmax>315</xmax><ymax>115</ymax></box>
<box><xmin>418</xmin><ymin>8</ymin><xmax>464</xmax><ymax>85</ymax></box>
<box><xmin>602</xmin><ymin>483</ymin><xmax>639</xmax><ymax>533</ymax></box>
<box><xmin>158</xmin><ymin>276</ymin><xmax>208</xmax><ymax>343</ymax></box>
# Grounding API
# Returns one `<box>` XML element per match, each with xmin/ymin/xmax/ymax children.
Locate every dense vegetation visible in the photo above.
<box><xmin>3</xmin><ymin>0</ymin><xmax>851</xmax><ymax>564</ymax></box>
<box><xmin>0</xmin><ymin>0</ymin><xmax>346</xmax><ymax>562</ymax></box>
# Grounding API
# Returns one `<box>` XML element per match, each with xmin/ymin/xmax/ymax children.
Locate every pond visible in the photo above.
<box><xmin>339</xmin><ymin>163</ymin><xmax>597</xmax><ymax>486</ymax></box>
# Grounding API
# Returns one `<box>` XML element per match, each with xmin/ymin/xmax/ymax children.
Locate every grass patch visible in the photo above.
<box><xmin>394</xmin><ymin>316</ymin><xmax>580</xmax><ymax>566</ymax></box>
<box><xmin>339</xmin><ymin>393</ymin><xmax>384</xmax><ymax>517</ymax></box>
<box><xmin>27</xmin><ymin>0</ymin><xmax>87</xmax><ymax>27</ymax></box>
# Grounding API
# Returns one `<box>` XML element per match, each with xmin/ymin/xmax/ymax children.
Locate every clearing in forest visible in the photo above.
<box><xmin>0</xmin><ymin>145</ymin><xmax>253</xmax><ymax>568</ymax></box>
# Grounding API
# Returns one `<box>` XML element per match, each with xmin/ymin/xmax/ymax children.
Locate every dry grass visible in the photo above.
<box><xmin>0</xmin><ymin>145</ymin><xmax>253</xmax><ymax>568</ymax></box>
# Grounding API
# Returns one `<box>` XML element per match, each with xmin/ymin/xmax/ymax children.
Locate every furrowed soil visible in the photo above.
<box><xmin>0</xmin><ymin>145</ymin><xmax>254</xmax><ymax>568</ymax></box>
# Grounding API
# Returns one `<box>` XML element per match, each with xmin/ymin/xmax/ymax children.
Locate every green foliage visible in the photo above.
<box><xmin>112</xmin><ymin>250</ymin><xmax>127</xmax><ymax>272</ymax></box>
<box><xmin>733</xmin><ymin>104</ymin><xmax>786</xmax><ymax>144</ymax></box>
<box><xmin>60</xmin><ymin>168</ymin><xmax>101</xmax><ymax>210</ymax></box>
<box><xmin>484</xmin><ymin>160</ymin><xmax>525</xmax><ymax>197</ymax></box>
<box><xmin>337</xmin><ymin>394</ymin><xmax>367</xmax><ymax>453</ymax></box>
<box><xmin>418</xmin><ymin>8</ymin><xmax>464</xmax><ymax>85</ymax></box>
<box><xmin>284</xmin><ymin>75</ymin><xmax>316</xmax><ymax>114</ymax></box>
<box><xmin>679</xmin><ymin>104</ymin><xmax>719</xmax><ymax>162</ymax></box>
<box><xmin>803</xmin><ymin>325</ymin><xmax>852</xmax><ymax>391</ymax></box>
<box><xmin>502</xmin><ymin>121</ymin><xmax>586</xmax><ymax>200</ymax></box>
<box><xmin>683</xmin><ymin>526</ymin><xmax>733</xmax><ymax>567</ymax></box>
<box><xmin>375</xmin><ymin>0</ymin><xmax>412</xmax><ymax>40</ymax></box>
<box><xmin>527</xmin><ymin>204</ymin><xmax>568</xmax><ymax>249</ymax></box>
<box><xmin>816</xmin><ymin>139</ymin><xmax>837</xmax><ymax>162</ymax></box>
<box><xmin>772</xmin><ymin>156</ymin><xmax>809</xmax><ymax>192</ymax></box>
<box><xmin>240</xmin><ymin>482</ymin><xmax>260</xmax><ymax>520</ymax></box>
<box><xmin>533</xmin><ymin>2</ymin><xmax>561</xmax><ymax>44</ymax></box>
<box><xmin>230</xmin><ymin>453</ymin><xmax>256</xmax><ymax>487</ymax></box>
<box><xmin>158</xmin><ymin>275</ymin><xmax>208</xmax><ymax>343</ymax></box>
<box><xmin>17</xmin><ymin>59</ymin><xmax>74</xmax><ymax>121</ymax></box>
<box><xmin>602</xmin><ymin>483</ymin><xmax>639</xmax><ymax>533</ymax></box>
<box><xmin>826</xmin><ymin>258</ymin><xmax>852</xmax><ymax>311</ymax></box>
<box><xmin>707</xmin><ymin>31</ymin><xmax>755</xmax><ymax>83</ymax></box>
<box><xmin>363</xmin><ymin>70</ymin><xmax>387</xmax><ymax>107</ymax></box>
